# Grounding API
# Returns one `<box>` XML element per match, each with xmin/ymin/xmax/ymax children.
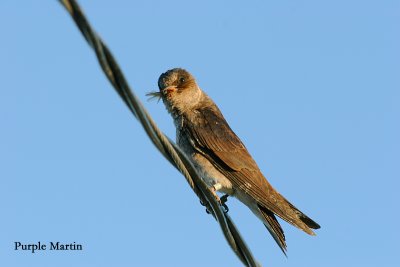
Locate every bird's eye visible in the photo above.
<box><xmin>179</xmin><ymin>77</ymin><xmax>185</xmax><ymax>83</ymax></box>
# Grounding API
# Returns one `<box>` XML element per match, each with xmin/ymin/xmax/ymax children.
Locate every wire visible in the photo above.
<box><xmin>58</xmin><ymin>1</ymin><xmax>261</xmax><ymax>266</ymax></box>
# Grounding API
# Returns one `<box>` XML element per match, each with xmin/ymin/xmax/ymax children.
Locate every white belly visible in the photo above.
<box><xmin>190</xmin><ymin>152</ymin><xmax>234</xmax><ymax>195</ymax></box>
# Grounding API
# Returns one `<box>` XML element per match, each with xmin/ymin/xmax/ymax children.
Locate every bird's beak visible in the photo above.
<box><xmin>162</xmin><ymin>86</ymin><xmax>177</xmax><ymax>95</ymax></box>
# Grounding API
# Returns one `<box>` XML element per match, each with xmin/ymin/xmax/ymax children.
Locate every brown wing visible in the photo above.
<box><xmin>183</xmin><ymin>105</ymin><xmax>318</xmax><ymax>235</ymax></box>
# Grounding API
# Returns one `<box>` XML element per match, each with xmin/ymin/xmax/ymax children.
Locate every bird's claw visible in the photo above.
<box><xmin>200</xmin><ymin>199</ymin><xmax>212</xmax><ymax>214</ymax></box>
<box><xmin>200</xmin><ymin>194</ymin><xmax>229</xmax><ymax>214</ymax></box>
<box><xmin>211</xmin><ymin>185</ymin><xmax>230</xmax><ymax>213</ymax></box>
<box><xmin>220</xmin><ymin>194</ymin><xmax>229</xmax><ymax>213</ymax></box>
<box><xmin>201</xmin><ymin>188</ymin><xmax>230</xmax><ymax>214</ymax></box>
<box><xmin>220</xmin><ymin>194</ymin><xmax>229</xmax><ymax>204</ymax></box>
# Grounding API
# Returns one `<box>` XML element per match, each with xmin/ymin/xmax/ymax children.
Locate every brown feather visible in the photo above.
<box><xmin>258</xmin><ymin>204</ymin><xmax>287</xmax><ymax>255</ymax></box>
<box><xmin>183</xmin><ymin>99</ymin><xmax>318</xmax><ymax>235</ymax></box>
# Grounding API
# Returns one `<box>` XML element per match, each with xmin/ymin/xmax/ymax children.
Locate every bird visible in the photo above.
<box><xmin>147</xmin><ymin>68</ymin><xmax>320</xmax><ymax>254</ymax></box>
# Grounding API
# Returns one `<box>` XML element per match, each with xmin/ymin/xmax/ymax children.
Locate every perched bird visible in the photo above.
<box><xmin>148</xmin><ymin>68</ymin><xmax>320</xmax><ymax>254</ymax></box>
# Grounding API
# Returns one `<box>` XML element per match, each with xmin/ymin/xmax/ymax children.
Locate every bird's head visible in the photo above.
<box><xmin>147</xmin><ymin>68</ymin><xmax>202</xmax><ymax>114</ymax></box>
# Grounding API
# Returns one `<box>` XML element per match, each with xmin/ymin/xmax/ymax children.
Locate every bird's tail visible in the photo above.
<box><xmin>257</xmin><ymin>195</ymin><xmax>320</xmax><ymax>249</ymax></box>
<box><xmin>256</xmin><ymin>205</ymin><xmax>287</xmax><ymax>255</ymax></box>
<box><xmin>256</xmin><ymin>195</ymin><xmax>320</xmax><ymax>255</ymax></box>
<box><xmin>281</xmin><ymin>196</ymin><xmax>321</xmax><ymax>231</ymax></box>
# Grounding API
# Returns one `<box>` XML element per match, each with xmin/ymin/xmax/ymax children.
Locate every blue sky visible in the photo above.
<box><xmin>1</xmin><ymin>1</ymin><xmax>399</xmax><ymax>266</ymax></box>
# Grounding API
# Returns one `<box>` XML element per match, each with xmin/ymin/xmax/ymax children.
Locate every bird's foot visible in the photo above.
<box><xmin>200</xmin><ymin>184</ymin><xmax>230</xmax><ymax>214</ymax></box>
<box><xmin>212</xmin><ymin>184</ymin><xmax>229</xmax><ymax>213</ymax></box>
<box><xmin>211</xmin><ymin>184</ymin><xmax>222</xmax><ymax>202</ymax></box>
<box><xmin>220</xmin><ymin>194</ymin><xmax>229</xmax><ymax>213</ymax></box>
<box><xmin>199</xmin><ymin>199</ymin><xmax>211</xmax><ymax>214</ymax></box>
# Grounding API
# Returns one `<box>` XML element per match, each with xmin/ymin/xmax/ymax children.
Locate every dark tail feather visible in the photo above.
<box><xmin>283</xmin><ymin>198</ymin><xmax>321</xmax><ymax>230</ymax></box>
<box><xmin>258</xmin><ymin>204</ymin><xmax>287</xmax><ymax>256</ymax></box>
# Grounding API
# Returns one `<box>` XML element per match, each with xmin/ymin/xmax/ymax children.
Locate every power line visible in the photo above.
<box><xmin>58</xmin><ymin>1</ymin><xmax>261</xmax><ymax>266</ymax></box>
